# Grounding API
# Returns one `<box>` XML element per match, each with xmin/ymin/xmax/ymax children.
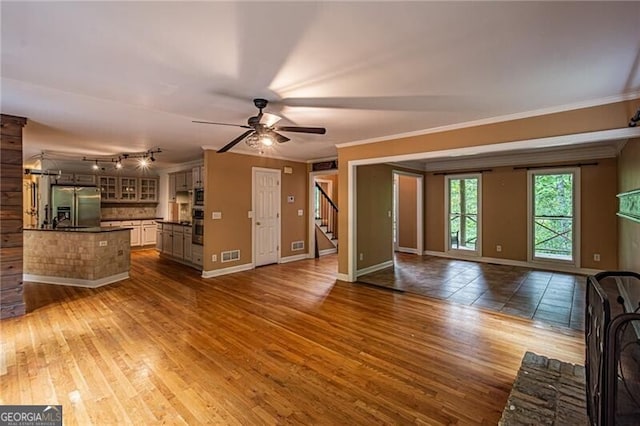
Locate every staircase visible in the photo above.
<box><xmin>315</xmin><ymin>182</ymin><xmax>338</xmax><ymax>254</ymax></box>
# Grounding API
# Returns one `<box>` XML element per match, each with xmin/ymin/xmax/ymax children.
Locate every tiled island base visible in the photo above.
<box><xmin>24</xmin><ymin>228</ymin><xmax>131</xmax><ymax>287</ymax></box>
<box><xmin>499</xmin><ymin>352</ymin><xmax>588</xmax><ymax>425</ymax></box>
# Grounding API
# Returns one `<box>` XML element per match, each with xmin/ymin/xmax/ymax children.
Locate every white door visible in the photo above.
<box><xmin>254</xmin><ymin>169</ymin><xmax>280</xmax><ymax>266</ymax></box>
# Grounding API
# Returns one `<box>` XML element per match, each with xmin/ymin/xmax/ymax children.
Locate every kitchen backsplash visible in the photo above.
<box><xmin>101</xmin><ymin>206</ymin><xmax>159</xmax><ymax>219</ymax></box>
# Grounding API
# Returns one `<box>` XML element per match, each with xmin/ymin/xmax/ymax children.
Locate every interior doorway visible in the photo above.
<box><xmin>392</xmin><ymin>171</ymin><xmax>424</xmax><ymax>256</ymax></box>
<box><xmin>253</xmin><ymin>167</ymin><xmax>281</xmax><ymax>267</ymax></box>
<box><xmin>308</xmin><ymin>170</ymin><xmax>339</xmax><ymax>258</ymax></box>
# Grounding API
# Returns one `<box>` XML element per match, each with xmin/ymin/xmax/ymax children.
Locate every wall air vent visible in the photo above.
<box><xmin>221</xmin><ymin>250</ymin><xmax>240</xmax><ymax>263</ymax></box>
<box><xmin>291</xmin><ymin>241</ymin><xmax>305</xmax><ymax>251</ymax></box>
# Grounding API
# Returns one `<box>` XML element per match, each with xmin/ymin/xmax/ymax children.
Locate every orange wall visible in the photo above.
<box><xmin>337</xmin><ymin>99</ymin><xmax>639</xmax><ymax>274</ymax></box>
<box><xmin>397</xmin><ymin>175</ymin><xmax>418</xmax><ymax>249</ymax></box>
<box><xmin>203</xmin><ymin>152</ymin><xmax>307</xmax><ymax>272</ymax></box>
<box><xmin>357</xmin><ymin>164</ymin><xmax>393</xmax><ymax>270</ymax></box>
<box><xmin>421</xmin><ymin>161</ymin><xmax>618</xmax><ymax>269</ymax></box>
<box><xmin>481</xmin><ymin>168</ymin><xmax>528</xmax><ymax>260</ymax></box>
<box><xmin>618</xmin><ymin>137</ymin><xmax>640</xmax><ymax>273</ymax></box>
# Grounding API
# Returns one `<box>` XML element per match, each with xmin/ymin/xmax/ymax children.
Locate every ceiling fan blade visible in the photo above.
<box><xmin>217</xmin><ymin>130</ymin><xmax>255</xmax><ymax>153</ymax></box>
<box><xmin>280</xmin><ymin>95</ymin><xmax>473</xmax><ymax>112</ymax></box>
<box><xmin>260</xmin><ymin>112</ymin><xmax>282</xmax><ymax>127</ymax></box>
<box><xmin>275</xmin><ymin>126</ymin><xmax>326</xmax><ymax>135</ymax></box>
<box><xmin>193</xmin><ymin>120</ymin><xmax>252</xmax><ymax>129</ymax></box>
<box><xmin>268</xmin><ymin>131</ymin><xmax>290</xmax><ymax>144</ymax></box>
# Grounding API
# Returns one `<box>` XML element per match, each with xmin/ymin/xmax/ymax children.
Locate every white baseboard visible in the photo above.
<box><xmin>423</xmin><ymin>250</ymin><xmax>602</xmax><ymax>275</ymax></box>
<box><xmin>336</xmin><ymin>273</ymin><xmax>352</xmax><ymax>282</ymax></box>
<box><xmin>397</xmin><ymin>247</ymin><xmax>419</xmax><ymax>255</ymax></box>
<box><xmin>201</xmin><ymin>263</ymin><xmax>254</xmax><ymax>278</ymax></box>
<box><xmin>279</xmin><ymin>254</ymin><xmax>308</xmax><ymax>264</ymax></box>
<box><xmin>356</xmin><ymin>260</ymin><xmax>394</xmax><ymax>278</ymax></box>
<box><xmin>23</xmin><ymin>272</ymin><xmax>129</xmax><ymax>288</ymax></box>
<box><xmin>319</xmin><ymin>248</ymin><xmax>338</xmax><ymax>256</ymax></box>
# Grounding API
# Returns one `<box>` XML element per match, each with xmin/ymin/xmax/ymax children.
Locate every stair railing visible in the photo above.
<box><xmin>315</xmin><ymin>182</ymin><xmax>338</xmax><ymax>242</ymax></box>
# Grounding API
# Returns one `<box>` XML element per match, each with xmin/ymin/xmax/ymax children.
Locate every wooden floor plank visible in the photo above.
<box><xmin>1</xmin><ymin>251</ymin><xmax>584</xmax><ymax>424</ymax></box>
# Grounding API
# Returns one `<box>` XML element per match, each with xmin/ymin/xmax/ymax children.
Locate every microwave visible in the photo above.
<box><xmin>193</xmin><ymin>188</ymin><xmax>204</xmax><ymax>206</ymax></box>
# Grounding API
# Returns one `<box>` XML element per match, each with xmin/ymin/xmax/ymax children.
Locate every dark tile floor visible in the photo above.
<box><xmin>358</xmin><ymin>253</ymin><xmax>586</xmax><ymax>330</ymax></box>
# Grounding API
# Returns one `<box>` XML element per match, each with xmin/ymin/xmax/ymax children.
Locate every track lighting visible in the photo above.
<box><xmin>80</xmin><ymin>148</ymin><xmax>161</xmax><ymax>170</ymax></box>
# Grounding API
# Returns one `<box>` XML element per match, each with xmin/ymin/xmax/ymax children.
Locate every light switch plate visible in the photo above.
<box><xmin>212</xmin><ymin>211</ymin><xmax>222</xmax><ymax>219</ymax></box>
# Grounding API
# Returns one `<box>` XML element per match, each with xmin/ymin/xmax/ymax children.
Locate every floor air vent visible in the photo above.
<box><xmin>292</xmin><ymin>241</ymin><xmax>305</xmax><ymax>251</ymax></box>
<box><xmin>221</xmin><ymin>250</ymin><xmax>240</xmax><ymax>263</ymax></box>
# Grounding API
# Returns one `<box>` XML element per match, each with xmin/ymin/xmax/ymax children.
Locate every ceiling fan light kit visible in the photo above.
<box><xmin>193</xmin><ymin>98</ymin><xmax>326</xmax><ymax>153</ymax></box>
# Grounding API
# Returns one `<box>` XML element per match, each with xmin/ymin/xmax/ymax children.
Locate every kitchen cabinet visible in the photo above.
<box><xmin>74</xmin><ymin>174</ymin><xmax>97</xmax><ymax>185</ymax></box>
<box><xmin>172</xmin><ymin>225</ymin><xmax>184</xmax><ymax>258</ymax></box>
<box><xmin>119</xmin><ymin>178</ymin><xmax>138</xmax><ymax>201</ymax></box>
<box><xmin>156</xmin><ymin>226</ymin><xmax>163</xmax><ymax>251</ymax></box>
<box><xmin>183</xmin><ymin>227</ymin><xmax>192</xmax><ymax>262</ymax></box>
<box><xmin>174</xmin><ymin>172</ymin><xmax>187</xmax><ymax>192</ymax></box>
<box><xmin>142</xmin><ymin>220</ymin><xmax>157</xmax><ymax>245</ymax></box>
<box><xmin>99</xmin><ymin>176</ymin><xmax>156</xmax><ymax>203</ymax></box>
<box><xmin>192</xmin><ymin>244</ymin><xmax>203</xmax><ymax>266</ymax></box>
<box><xmin>120</xmin><ymin>220</ymin><xmax>141</xmax><ymax>246</ymax></box>
<box><xmin>139</xmin><ymin>178</ymin><xmax>158</xmax><ymax>202</ymax></box>
<box><xmin>99</xmin><ymin>176</ymin><xmax>118</xmax><ymax>201</ymax></box>
<box><xmin>168</xmin><ymin>174</ymin><xmax>177</xmax><ymax>202</ymax></box>
<box><xmin>156</xmin><ymin>223</ymin><xmax>199</xmax><ymax>269</ymax></box>
<box><xmin>192</xmin><ymin>166</ymin><xmax>205</xmax><ymax>189</ymax></box>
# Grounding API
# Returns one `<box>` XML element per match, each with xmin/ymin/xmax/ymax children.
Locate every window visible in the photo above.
<box><xmin>446</xmin><ymin>174</ymin><xmax>481</xmax><ymax>255</ymax></box>
<box><xmin>528</xmin><ymin>169</ymin><xmax>579</xmax><ymax>265</ymax></box>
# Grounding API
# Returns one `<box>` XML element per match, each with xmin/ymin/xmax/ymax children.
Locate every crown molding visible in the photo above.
<box><xmin>336</xmin><ymin>91</ymin><xmax>640</xmax><ymax>149</ymax></box>
<box><xmin>421</xmin><ymin>142</ymin><xmax>622</xmax><ymax>172</ymax></box>
<box><xmin>349</xmin><ymin>127</ymin><xmax>640</xmax><ymax>168</ymax></box>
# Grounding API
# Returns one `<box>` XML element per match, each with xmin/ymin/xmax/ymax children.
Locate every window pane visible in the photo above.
<box><xmin>533</xmin><ymin>172</ymin><xmax>574</xmax><ymax>261</ymax></box>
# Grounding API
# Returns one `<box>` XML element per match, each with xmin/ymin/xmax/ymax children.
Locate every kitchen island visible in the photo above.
<box><xmin>23</xmin><ymin>227</ymin><xmax>131</xmax><ymax>287</ymax></box>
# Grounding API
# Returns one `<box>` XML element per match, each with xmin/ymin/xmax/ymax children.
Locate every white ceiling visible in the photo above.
<box><xmin>2</xmin><ymin>2</ymin><xmax>639</xmax><ymax>167</ymax></box>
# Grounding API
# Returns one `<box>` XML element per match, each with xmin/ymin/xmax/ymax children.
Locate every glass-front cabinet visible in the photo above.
<box><xmin>119</xmin><ymin>177</ymin><xmax>138</xmax><ymax>201</ymax></box>
<box><xmin>99</xmin><ymin>176</ymin><xmax>157</xmax><ymax>202</ymax></box>
<box><xmin>139</xmin><ymin>178</ymin><xmax>158</xmax><ymax>202</ymax></box>
<box><xmin>99</xmin><ymin>176</ymin><xmax>118</xmax><ymax>201</ymax></box>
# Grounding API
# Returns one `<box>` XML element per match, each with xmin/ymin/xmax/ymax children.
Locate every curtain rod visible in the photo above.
<box><xmin>512</xmin><ymin>162</ymin><xmax>598</xmax><ymax>171</ymax></box>
<box><xmin>432</xmin><ymin>169</ymin><xmax>492</xmax><ymax>176</ymax></box>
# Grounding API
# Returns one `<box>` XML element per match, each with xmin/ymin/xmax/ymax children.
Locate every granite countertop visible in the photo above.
<box><xmin>156</xmin><ymin>220</ymin><xmax>192</xmax><ymax>226</ymax></box>
<box><xmin>101</xmin><ymin>217</ymin><xmax>164</xmax><ymax>221</ymax></box>
<box><xmin>25</xmin><ymin>226</ymin><xmax>133</xmax><ymax>233</ymax></box>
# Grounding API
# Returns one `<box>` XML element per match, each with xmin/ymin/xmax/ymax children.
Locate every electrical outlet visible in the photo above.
<box><xmin>496</xmin><ymin>245</ymin><xmax>502</xmax><ymax>252</ymax></box>
<box><xmin>212</xmin><ymin>254</ymin><xmax>217</xmax><ymax>262</ymax></box>
<box><xmin>99</xmin><ymin>240</ymin><xmax>107</xmax><ymax>247</ymax></box>
<box><xmin>297</xmin><ymin>209</ymin><xmax>304</xmax><ymax>216</ymax></box>
<box><xmin>359</xmin><ymin>253</ymin><xmax>364</xmax><ymax>261</ymax></box>
<box><xmin>593</xmin><ymin>253</ymin><xmax>600</xmax><ymax>262</ymax></box>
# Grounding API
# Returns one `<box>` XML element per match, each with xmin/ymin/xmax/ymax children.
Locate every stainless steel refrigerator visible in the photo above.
<box><xmin>50</xmin><ymin>185</ymin><xmax>101</xmax><ymax>228</ymax></box>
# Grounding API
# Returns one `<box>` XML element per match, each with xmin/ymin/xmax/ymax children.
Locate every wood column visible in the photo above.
<box><xmin>1</xmin><ymin>114</ymin><xmax>27</xmax><ymax>319</ymax></box>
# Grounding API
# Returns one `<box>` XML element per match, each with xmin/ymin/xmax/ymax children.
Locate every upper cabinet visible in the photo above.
<box><xmin>99</xmin><ymin>176</ymin><xmax>158</xmax><ymax>203</ymax></box>
<box><xmin>192</xmin><ymin>166</ymin><xmax>205</xmax><ymax>189</ymax></box>
<box><xmin>168</xmin><ymin>168</ymin><xmax>199</xmax><ymax>202</ymax></box>
<box><xmin>139</xmin><ymin>178</ymin><xmax>158</xmax><ymax>202</ymax></box>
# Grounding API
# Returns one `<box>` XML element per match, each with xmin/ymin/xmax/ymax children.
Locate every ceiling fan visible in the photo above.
<box><xmin>193</xmin><ymin>98</ymin><xmax>326</xmax><ymax>153</ymax></box>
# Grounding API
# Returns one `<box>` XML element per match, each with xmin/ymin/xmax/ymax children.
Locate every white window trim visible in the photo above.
<box><xmin>527</xmin><ymin>167</ymin><xmax>581</xmax><ymax>268</ymax></box>
<box><xmin>444</xmin><ymin>173</ymin><xmax>482</xmax><ymax>257</ymax></box>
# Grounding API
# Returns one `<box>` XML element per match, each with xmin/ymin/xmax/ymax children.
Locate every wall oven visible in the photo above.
<box><xmin>192</xmin><ymin>207</ymin><xmax>204</xmax><ymax>245</ymax></box>
<box><xmin>193</xmin><ymin>188</ymin><xmax>204</xmax><ymax>206</ymax></box>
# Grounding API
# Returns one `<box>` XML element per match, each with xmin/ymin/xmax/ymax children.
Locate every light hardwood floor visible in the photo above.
<box><xmin>1</xmin><ymin>250</ymin><xmax>584</xmax><ymax>425</ymax></box>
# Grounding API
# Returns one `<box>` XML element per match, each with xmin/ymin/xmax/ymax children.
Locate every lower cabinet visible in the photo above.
<box><xmin>142</xmin><ymin>220</ymin><xmax>157</xmax><ymax>245</ymax></box>
<box><xmin>102</xmin><ymin>220</ymin><xmax>156</xmax><ymax>247</ymax></box>
<box><xmin>156</xmin><ymin>223</ymin><xmax>200</xmax><ymax>270</ymax></box>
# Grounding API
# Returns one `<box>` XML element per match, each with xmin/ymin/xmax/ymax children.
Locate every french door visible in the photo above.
<box><xmin>446</xmin><ymin>174</ymin><xmax>481</xmax><ymax>256</ymax></box>
<box><xmin>528</xmin><ymin>168</ymin><xmax>579</xmax><ymax>266</ymax></box>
